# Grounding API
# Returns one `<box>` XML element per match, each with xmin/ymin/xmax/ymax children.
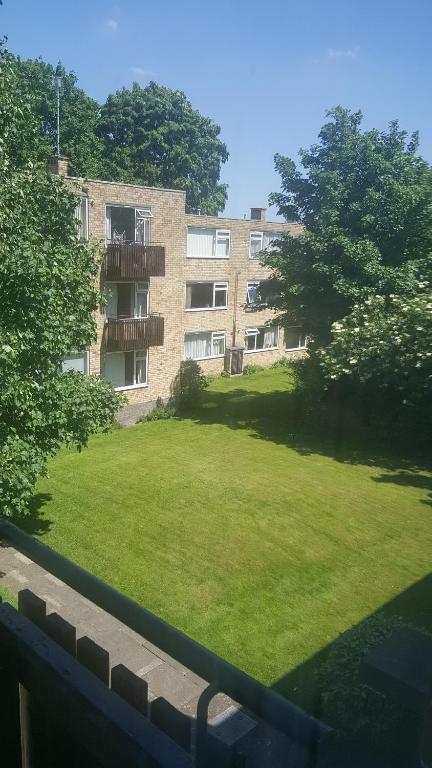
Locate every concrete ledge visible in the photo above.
<box><xmin>116</xmin><ymin>398</ymin><xmax>170</xmax><ymax>427</ymax></box>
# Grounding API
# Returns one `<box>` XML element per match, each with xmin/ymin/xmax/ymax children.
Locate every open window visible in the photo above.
<box><xmin>245</xmin><ymin>326</ymin><xmax>279</xmax><ymax>352</ymax></box>
<box><xmin>106</xmin><ymin>206</ymin><xmax>152</xmax><ymax>245</ymax></box>
<box><xmin>185</xmin><ymin>282</ymin><xmax>228</xmax><ymax>310</ymax></box>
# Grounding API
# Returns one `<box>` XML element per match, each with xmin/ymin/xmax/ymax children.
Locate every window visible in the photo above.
<box><xmin>106</xmin><ymin>282</ymin><xmax>149</xmax><ymax>319</ymax></box>
<box><xmin>285</xmin><ymin>327</ymin><xmax>307</xmax><ymax>351</ymax></box>
<box><xmin>62</xmin><ymin>352</ymin><xmax>89</xmax><ymax>374</ymax></box>
<box><xmin>187</xmin><ymin>227</ymin><xmax>230</xmax><ymax>258</ymax></box>
<box><xmin>185</xmin><ymin>282</ymin><xmax>228</xmax><ymax>310</ymax></box>
<box><xmin>245</xmin><ymin>326</ymin><xmax>279</xmax><ymax>352</ymax></box>
<box><xmin>104</xmin><ymin>349</ymin><xmax>148</xmax><ymax>390</ymax></box>
<box><xmin>249</xmin><ymin>231</ymin><xmax>283</xmax><ymax>258</ymax></box>
<box><xmin>246</xmin><ymin>282</ymin><xmax>261</xmax><ymax>305</ymax></box>
<box><xmin>106</xmin><ymin>205</ymin><xmax>152</xmax><ymax>245</ymax></box>
<box><xmin>75</xmin><ymin>197</ymin><xmax>88</xmax><ymax>240</ymax></box>
<box><xmin>184</xmin><ymin>331</ymin><xmax>226</xmax><ymax>360</ymax></box>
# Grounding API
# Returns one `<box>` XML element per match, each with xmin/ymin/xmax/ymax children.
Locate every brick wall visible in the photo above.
<box><xmin>65</xmin><ymin>175</ymin><xmax>303</xmax><ymax>415</ymax></box>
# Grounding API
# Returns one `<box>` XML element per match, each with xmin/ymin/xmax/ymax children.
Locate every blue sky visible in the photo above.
<box><xmin>2</xmin><ymin>0</ymin><xmax>432</xmax><ymax>219</ymax></box>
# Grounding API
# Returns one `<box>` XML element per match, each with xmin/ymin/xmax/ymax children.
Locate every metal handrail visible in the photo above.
<box><xmin>0</xmin><ymin>520</ymin><xmax>331</xmax><ymax>754</ymax></box>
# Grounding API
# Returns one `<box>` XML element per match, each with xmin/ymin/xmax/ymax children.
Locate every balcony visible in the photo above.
<box><xmin>105</xmin><ymin>243</ymin><xmax>165</xmax><ymax>280</ymax></box>
<box><xmin>103</xmin><ymin>315</ymin><xmax>164</xmax><ymax>352</ymax></box>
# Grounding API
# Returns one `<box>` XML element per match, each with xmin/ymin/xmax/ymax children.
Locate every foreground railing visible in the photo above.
<box><xmin>0</xmin><ymin>521</ymin><xmax>331</xmax><ymax>766</ymax></box>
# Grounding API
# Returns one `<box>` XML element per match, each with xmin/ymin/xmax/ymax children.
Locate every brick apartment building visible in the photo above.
<box><xmin>50</xmin><ymin>157</ymin><xmax>305</xmax><ymax>421</ymax></box>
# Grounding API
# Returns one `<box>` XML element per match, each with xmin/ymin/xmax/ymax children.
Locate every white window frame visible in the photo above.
<box><xmin>187</xmin><ymin>227</ymin><xmax>231</xmax><ymax>259</ymax></box>
<box><xmin>108</xmin><ymin>349</ymin><xmax>149</xmax><ymax>391</ymax></box>
<box><xmin>249</xmin><ymin>231</ymin><xmax>263</xmax><ymax>258</ymax></box>
<box><xmin>75</xmin><ymin>197</ymin><xmax>89</xmax><ymax>240</ymax></box>
<box><xmin>105</xmin><ymin>204</ymin><xmax>152</xmax><ymax>245</ymax></box>
<box><xmin>249</xmin><ymin>230</ymin><xmax>283</xmax><ymax>258</ymax></box>
<box><xmin>183</xmin><ymin>330</ymin><xmax>226</xmax><ymax>361</ymax></box>
<box><xmin>62</xmin><ymin>351</ymin><xmax>90</xmax><ymax>374</ymax></box>
<box><xmin>244</xmin><ymin>326</ymin><xmax>279</xmax><ymax>353</ymax></box>
<box><xmin>246</xmin><ymin>281</ymin><xmax>264</xmax><ymax>306</ymax></box>
<box><xmin>185</xmin><ymin>281</ymin><xmax>228</xmax><ymax>311</ymax></box>
<box><xmin>105</xmin><ymin>281</ymin><xmax>149</xmax><ymax>319</ymax></box>
<box><xmin>285</xmin><ymin>326</ymin><xmax>307</xmax><ymax>351</ymax></box>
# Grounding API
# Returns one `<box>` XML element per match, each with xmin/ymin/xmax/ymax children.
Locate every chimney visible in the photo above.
<box><xmin>48</xmin><ymin>155</ymin><xmax>69</xmax><ymax>176</ymax></box>
<box><xmin>250</xmin><ymin>207</ymin><xmax>266</xmax><ymax>222</ymax></box>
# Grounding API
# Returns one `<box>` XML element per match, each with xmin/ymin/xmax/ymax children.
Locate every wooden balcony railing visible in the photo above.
<box><xmin>105</xmin><ymin>243</ymin><xmax>165</xmax><ymax>280</ymax></box>
<box><xmin>103</xmin><ymin>315</ymin><xmax>164</xmax><ymax>352</ymax></box>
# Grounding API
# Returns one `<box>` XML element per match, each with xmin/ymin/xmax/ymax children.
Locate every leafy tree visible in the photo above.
<box><xmin>320</xmin><ymin>283</ymin><xmax>432</xmax><ymax>420</ymax></box>
<box><xmin>99</xmin><ymin>82</ymin><xmax>229</xmax><ymax>214</ymax></box>
<box><xmin>10</xmin><ymin>56</ymin><xmax>103</xmax><ymax>178</ymax></box>
<box><xmin>0</xmin><ymin>48</ymin><xmax>122</xmax><ymax>516</ymax></box>
<box><xmin>263</xmin><ymin>107</ymin><xmax>432</xmax><ymax>345</ymax></box>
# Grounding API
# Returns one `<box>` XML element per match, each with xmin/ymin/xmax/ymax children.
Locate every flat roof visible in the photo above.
<box><xmin>66</xmin><ymin>175</ymin><xmax>185</xmax><ymax>196</ymax></box>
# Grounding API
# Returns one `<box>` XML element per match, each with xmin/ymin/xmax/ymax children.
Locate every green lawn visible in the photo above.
<box><xmin>27</xmin><ymin>368</ymin><xmax>432</xmax><ymax>713</ymax></box>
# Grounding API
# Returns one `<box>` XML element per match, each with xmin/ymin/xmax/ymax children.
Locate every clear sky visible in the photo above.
<box><xmin>2</xmin><ymin>0</ymin><xmax>432</xmax><ymax>220</ymax></box>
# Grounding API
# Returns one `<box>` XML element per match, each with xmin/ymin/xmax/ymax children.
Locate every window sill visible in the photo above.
<box><xmin>187</xmin><ymin>255</ymin><xmax>230</xmax><ymax>260</ymax></box>
<box><xmin>285</xmin><ymin>347</ymin><xmax>307</xmax><ymax>352</ymax></box>
<box><xmin>244</xmin><ymin>347</ymin><xmax>278</xmax><ymax>354</ymax></box>
<box><xmin>185</xmin><ymin>307</ymin><xmax>228</xmax><ymax>312</ymax></box>
<box><xmin>114</xmin><ymin>383</ymin><xmax>148</xmax><ymax>392</ymax></box>
<box><xmin>184</xmin><ymin>354</ymin><xmax>225</xmax><ymax>362</ymax></box>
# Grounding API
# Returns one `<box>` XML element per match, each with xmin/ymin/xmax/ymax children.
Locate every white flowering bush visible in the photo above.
<box><xmin>321</xmin><ymin>283</ymin><xmax>432</xmax><ymax>415</ymax></box>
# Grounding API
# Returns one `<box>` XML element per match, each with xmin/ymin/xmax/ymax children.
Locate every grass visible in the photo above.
<box><xmin>26</xmin><ymin>368</ymin><xmax>432</xmax><ymax>714</ymax></box>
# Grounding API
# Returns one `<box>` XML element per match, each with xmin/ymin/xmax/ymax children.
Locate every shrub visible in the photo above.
<box><xmin>242</xmin><ymin>364</ymin><xmax>264</xmax><ymax>376</ymax></box>
<box><xmin>220</xmin><ymin>370</ymin><xmax>230</xmax><ymax>378</ymax></box>
<box><xmin>171</xmin><ymin>360</ymin><xmax>208</xmax><ymax>411</ymax></box>
<box><xmin>270</xmin><ymin>357</ymin><xmax>293</xmax><ymax>369</ymax></box>
<box><xmin>139</xmin><ymin>398</ymin><xmax>176</xmax><ymax>423</ymax></box>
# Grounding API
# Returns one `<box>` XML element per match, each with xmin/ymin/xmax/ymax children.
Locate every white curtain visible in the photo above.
<box><xmin>104</xmin><ymin>353</ymin><xmax>125</xmax><ymax>389</ymax></box>
<box><xmin>263</xmin><ymin>232</ymin><xmax>283</xmax><ymax>249</ymax></box>
<box><xmin>212</xmin><ymin>334</ymin><xmax>225</xmax><ymax>356</ymax></box>
<box><xmin>263</xmin><ymin>326</ymin><xmax>278</xmax><ymax>348</ymax></box>
<box><xmin>184</xmin><ymin>333</ymin><xmax>211</xmax><ymax>359</ymax></box>
<box><xmin>106</xmin><ymin>284</ymin><xmax>118</xmax><ymax>318</ymax></box>
<box><xmin>187</xmin><ymin>228</ymin><xmax>215</xmax><ymax>258</ymax></box>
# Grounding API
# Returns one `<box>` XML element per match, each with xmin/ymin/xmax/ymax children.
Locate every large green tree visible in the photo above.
<box><xmin>0</xmin><ymin>48</ymin><xmax>121</xmax><ymax>516</ymax></box>
<box><xmin>99</xmin><ymin>82</ymin><xmax>229</xmax><ymax>214</ymax></box>
<box><xmin>10</xmin><ymin>56</ymin><xmax>103</xmax><ymax>178</ymax></box>
<box><xmin>263</xmin><ymin>107</ymin><xmax>432</xmax><ymax>345</ymax></box>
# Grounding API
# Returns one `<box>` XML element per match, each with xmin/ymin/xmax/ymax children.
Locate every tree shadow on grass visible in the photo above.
<box><xmin>373</xmin><ymin>471</ymin><xmax>432</xmax><ymax>507</ymax></box>
<box><xmin>193</xmin><ymin>377</ymin><xmax>431</xmax><ymax>477</ymax></box>
<box><xmin>272</xmin><ymin>572</ymin><xmax>432</xmax><ymax>766</ymax></box>
<box><xmin>1</xmin><ymin>493</ymin><xmax>54</xmax><ymax>542</ymax></box>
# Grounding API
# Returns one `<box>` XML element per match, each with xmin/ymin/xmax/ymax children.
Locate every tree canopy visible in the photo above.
<box><xmin>99</xmin><ymin>82</ymin><xmax>228</xmax><ymax>214</ymax></box>
<box><xmin>10</xmin><ymin>55</ymin><xmax>229</xmax><ymax>213</ymax></box>
<box><xmin>11</xmin><ymin>57</ymin><xmax>103</xmax><ymax>178</ymax></box>
<box><xmin>0</xmin><ymin>48</ymin><xmax>121</xmax><ymax>516</ymax></box>
<box><xmin>264</xmin><ymin>107</ymin><xmax>432</xmax><ymax>344</ymax></box>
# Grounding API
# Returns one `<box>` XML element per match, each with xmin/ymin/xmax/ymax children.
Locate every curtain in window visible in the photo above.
<box><xmin>263</xmin><ymin>232</ymin><xmax>283</xmax><ymax>249</ymax></box>
<box><xmin>187</xmin><ymin>228</ymin><xmax>215</xmax><ymax>258</ymax></box>
<box><xmin>135</xmin><ymin>285</ymin><xmax>148</xmax><ymax>317</ymax></box>
<box><xmin>104</xmin><ymin>353</ymin><xmax>125</xmax><ymax>389</ymax></box>
<box><xmin>184</xmin><ymin>333</ymin><xmax>212</xmax><ymax>359</ymax></box>
<box><xmin>215</xmin><ymin>233</ymin><xmax>229</xmax><ymax>257</ymax></box>
<box><xmin>212</xmin><ymin>333</ymin><xmax>225</xmax><ymax>356</ymax></box>
<box><xmin>263</xmin><ymin>326</ymin><xmax>278</xmax><ymax>348</ymax></box>
<box><xmin>135</xmin><ymin>353</ymin><xmax>147</xmax><ymax>384</ymax></box>
<box><xmin>106</xmin><ymin>284</ymin><xmax>118</xmax><ymax>318</ymax></box>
